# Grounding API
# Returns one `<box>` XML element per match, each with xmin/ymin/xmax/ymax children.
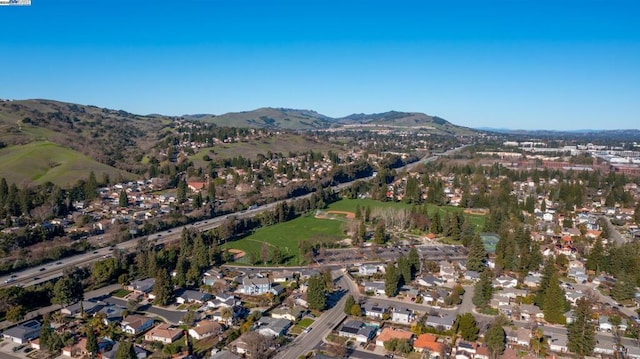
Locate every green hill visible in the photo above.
<box><xmin>0</xmin><ymin>141</ymin><xmax>132</xmax><ymax>186</ymax></box>
<box><xmin>185</xmin><ymin>107</ymin><xmax>334</xmax><ymax>130</ymax></box>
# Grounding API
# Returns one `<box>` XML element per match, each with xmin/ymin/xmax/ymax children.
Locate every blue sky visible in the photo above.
<box><xmin>1</xmin><ymin>0</ymin><xmax>639</xmax><ymax>130</ymax></box>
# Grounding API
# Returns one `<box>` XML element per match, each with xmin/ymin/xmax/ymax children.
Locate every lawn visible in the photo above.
<box><xmin>222</xmin><ymin>213</ymin><xmax>345</xmax><ymax>265</ymax></box>
<box><xmin>298</xmin><ymin>318</ymin><xmax>314</xmax><ymax>328</ymax></box>
<box><xmin>111</xmin><ymin>289</ymin><xmax>131</xmax><ymax>298</ymax></box>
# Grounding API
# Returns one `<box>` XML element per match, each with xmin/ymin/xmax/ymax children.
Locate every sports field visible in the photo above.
<box><xmin>222</xmin><ymin>198</ymin><xmax>486</xmax><ymax>266</ymax></box>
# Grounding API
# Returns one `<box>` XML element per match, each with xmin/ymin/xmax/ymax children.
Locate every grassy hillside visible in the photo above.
<box><xmin>0</xmin><ymin>141</ymin><xmax>133</xmax><ymax>186</ymax></box>
<box><xmin>338</xmin><ymin>111</ymin><xmax>477</xmax><ymax>135</ymax></box>
<box><xmin>185</xmin><ymin>107</ymin><xmax>334</xmax><ymax>130</ymax></box>
<box><xmin>189</xmin><ymin>133</ymin><xmax>343</xmax><ymax>167</ymax></box>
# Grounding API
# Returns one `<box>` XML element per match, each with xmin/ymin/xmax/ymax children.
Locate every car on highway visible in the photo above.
<box><xmin>93</xmin><ymin>251</ymin><xmax>99</xmax><ymax>254</ymax></box>
<box><xmin>4</xmin><ymin>278</ymin><xmax>16</xmax><ymax>284</ymax></box>
<box><xmin>55</xmin><ymin>261</ymin><xmax>62</xmax><ymax>265</ymax></box>
<box><xmin>33</xmin><ymin>277</ymin><xmax>39</xmax><ymax>281</ymax></box>
<box><xmin>302</xmin><ymin>327</ymin><xmax>311</xmax><ymax>334</ymax></box>
<box><xmin>39</xmin><ymin>267</ymin><xmax>46</xmax><ymax>271</ymax></box>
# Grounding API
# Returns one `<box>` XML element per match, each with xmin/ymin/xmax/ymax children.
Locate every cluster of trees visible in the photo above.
<box><xmin>384</xmin><ymin>248</ymin><xmax>420</xmax><ymax>297</ymax></box>
<box><xmin>307</xmin><ymin>273</ymin><xmax>330</xmax><ymax>311</ymax></box>
<box><xmin>493</xmin><ymin>225</ymin><xmax>543</xmax><ymax>277</ymax></box>
<box><xmin>533</xmin><ymin>257</ymin><xmax>568</xmax><ymax>324</ymax></box>
<box><xmin>587</xmin><ymin>239</ymin><xmax>640</xmax><ymax>301</ymax></box>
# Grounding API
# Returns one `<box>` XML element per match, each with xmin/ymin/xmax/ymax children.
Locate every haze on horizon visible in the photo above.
<box><xmin>1</xmin><ymin>0</ymin><xmax>639</xmax><ymax>131</ymax></box>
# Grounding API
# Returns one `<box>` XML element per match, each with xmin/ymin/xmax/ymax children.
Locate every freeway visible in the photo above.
<box><xmin>275</xmin><ymin>270</ymin><xmax>351</xmax><ymax>359</ymax></box>
<box><xmin>0</xmin><ymin>144</ymin><xmax>470</xmax><ymax>289</ymax></box>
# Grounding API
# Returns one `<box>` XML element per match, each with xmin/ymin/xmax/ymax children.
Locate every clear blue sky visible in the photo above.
<box><xmin>1</xmin><ymin>0</ymin><xmax>639</xmax><ymax>130</ymax></box>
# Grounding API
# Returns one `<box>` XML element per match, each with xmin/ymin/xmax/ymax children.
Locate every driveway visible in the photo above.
<box><xmin>104</xmin><ymin>297</ymin><xmax>186</xmax><ymax>324</ymax></box>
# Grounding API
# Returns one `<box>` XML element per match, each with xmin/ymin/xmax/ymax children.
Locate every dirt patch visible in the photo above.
<box><xmin>226</xmin><ymin>248</ymin><xmax>246</xmax><ymax>260</ymax></box>
<box><xmin>463</xmin><ymin>208</ymin><xmax>489</xmax><ymax>215</ymax></box>
<box><xmin>315</xmin><ymin>210</ymin><xmax>356</xmax><ymax>220</ymax></box>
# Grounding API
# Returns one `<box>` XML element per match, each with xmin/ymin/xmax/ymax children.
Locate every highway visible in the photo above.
<box><xmin>0</xmin><ymin>144</ymin><xmax>469</xmax><ymax>289</ymax></box>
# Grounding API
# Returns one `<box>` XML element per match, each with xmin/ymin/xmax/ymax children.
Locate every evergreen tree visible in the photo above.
<box><xmin>543</xmin><ymin>274</ymin><xmax>567</xmax><ymax>324</ymax></box>
<box><xmin>454</xmin><ymin>313</ymin><xmax>479</xmax><ymax>341</ymax></box>
<box><xmin>586</xmin><ymin>238</ymin><xmax>604</xmax><ymax>272</ymax></box>
<box><xmin>385</xmin><ymin>262</ymin><xmax>400</xmax><ymax>297</ymax></box>
<box><xmin>350</xmin><ymin>303</ymin><xmax>363</xmax><ymax>316</ymax></box>
<box><xmin>466</xmin><ymin>234</ymin><xmax>487</xmax><ymax>272</ymax></box>
<box><xmin>86</xmin><ymin>328</ymin><xmax>98</xmax><ymax>357</ymax></box>
<box><xmin>84</xmin><ymin>171</ymin><xmax>98</xmax><ymax>201</ymax></box>
<box><xmin>408</xmin><ymin>247</ymin><xmax>420</xmax><ymax>275</ymax></box>
<box><xmin>634</xmin><ymin>201</ymin><xmax>640</xmax><ymax>225</ymax></box>
<box><xmin>307</xmin><ymin>274</ymin><xmax>327</xmax><ymax>311</ymax></box>
<box><xmin>431</xmin><ymin>211</ymin><xmax>442</xmax><ymax>234</ymax></box>
<box><xmin>153</xmin><ymin>268</ymin><xmax>174</xmax><ymax>306</ymax></box>
<box><xmin>611</xmin><ymin>272</ymin><xmax>636</xmax><ymax>301</ymax></box>
<box><xmin>40</xmin><ymin>315</ymin><xmax>53</xmax><ymax>351</ymax></box>
<box><xmin>485</xmin><ymin>318</ymin><xmax>506</xmax><ymax>359</ymax></box>
<box><xmin>473</xmin><ymin>269</ymin><xmax>493</xmax><ymax>308</ymax></box>
<box><xmin>397</xmin><ymin>255</ymin><xmax>411</xmax><ymax>285</ymax></box>
<box><xmin>207</xmin><ymin>182</ymin><xmax>216</xmax><ymax>202</ymax></box>
<box><xmin>176</xmin><ymin>178</ymin><xmax>187</xmax><ymax>203</ymax></box>
<box><xmin>118</xmin><ymin>189</ymin><xmax>128</xmax><ymax>207</ymax></box>
<box><xmin>567</xmin><ymin>296</ymin><xmax>596</xmax><ymax>357</ymax></box>
<box><xmin>115</xmin><ymin>341</ymin><xmax>137</xmax><ymax>359</ymax></box>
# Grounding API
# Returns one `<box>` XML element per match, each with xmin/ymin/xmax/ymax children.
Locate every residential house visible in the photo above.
<box><xmin>99</xmin><ymin>304</ymin><xmax>126</xmax><ymax>324</ymax></box>
<box><xmin>413</xmin><ymin>334</ymin><xmax>445</xmax><ymax>359</ymax></box>
<box><xmin>176</xmin><ymin>289</ymin><xmax>212</xmax><ymax>304</ymax></box>
<box><xmin>392</xmin><ymin>307</ymin><xmax>414</xmax><ymax>324</ymax></box>
<box><xmin>60</xmin><ymin>300</ymin><xmax>105</xmax><ymax>317</ymax></box>
<box><xmin>519</xmin><ymin>304</ymin><xmax>543</xmax><ymax>321</ymax></box>
<box><xmin>417</xmin><ymin>275</ymin><xmax>445</xmax><ymax>288</ymax></box>
<box><xmin>272</xmin><ymin>270</ymin><xmax>294</xmax><ymax>283</ymax></box>
<box><xmin>189</xmin><ymin>320</ymin><xmax>223</xmax><ymax>340</ymax></box>
<box><xmin>363</xmin><ymin>281</ymin><xmax>386</xmax><ymax>296</ymax></box>
<box><xmin>144</xmin><ymin>324</ymin><xmax>183</xmax><ymax>344</ymax></box>
<box><xmin>62</xmin><ymin>338</ymin><xmax>88</xmax><ymax>358</ymax></box>
<box><xmin>229</xmin><ymin>335</ymin><xmax>252</xmax><ymax>355</ymax></box>
<box><xmin>102</xmin><ymin>343</ymin><xmax>148</xmax><ymax>359</ymax></box>
<box><xmin>359</xmin><ymin>264</ymin><xmax>378</xmax><ymax>276</ymax></box>
<box><xmin>523</xmin><ymin>273</ymin><xmax>542</xmax><ymax>288</ymax></box>
<box><xmin>439</xmin><ymin>262</ymin><xmax>457</xmax><ymax>283</ymax></box>
<box><xmin>375</xmin><ymin>327</ymin><xmax>413</xmax><ymax>347</ymax></box>
<box><xmin>210</xmin><ymin>350</ymin><xmax>241</xmax><ymax>359</ymax></box>
<box><xmin>475</xmin><ymin>346</ymin><xmax>490</xmax><ymax>359</ymax></box>
<box><xmin>270</xmin><ymin>306</ymin><xmax>306</xmax><ymax>322</ymax></box>
<box><xmin>240</xmin><ymin>276</ymin><xmax>271</xmax><ymax>295</ymax></box>
<box><xmin>337</xmin><ymin>320</ymin><xmax>376</xmax><ymax>343</ymax></box>
<box><xmin>506</xmin><ymin>328</ymin><xmax>530</xmax><ymax>347</ymax></box>
<box><xmin>362</xmin><ymin>302</ymin><xmax>388</xmax><ymax>319</ymax></box>
<box><xmin>464</xmin><ymin>271</ymin><xmax>480</xmax><ymax>282</ymax></box>
<box><xmin>3</xmin><ymin>320</ymin><xmax>41</xmax><ymax>344</ymax></box>
<box><xmin>544</xmin><ymin>331</ymin><xmax>568</xmax><ymax>353</ymax></box>
<box><xmin>207</xmin><ymin>293</ymin><xmax>240</xmax><ymax>309</ymax></box>
<box><xmin>425</xmin><ymin>314</ymin><xmax>456</xmax><ymax>331</ymax></box>
<box><xmin>128</xmin><ymin>278</ymin><xmax>155</xmax><ymax>296</ymax></box>
<box><xmin>202</xmin><ymin>270</ymin><xmax>224</xmax><ymax>286</ymax></box>
<box><xmin>493</xmin><ymin>276</ymin><xmax>517</xmax><ymax>288</ymax></box>
<box><xmin>255</xmin><ymin>317</ymin><xmax>291</xmax><ymax>338</ymax></box>
<box><xmin>121</xmin><ymin>315</ymin><xmax>154</xmax><ymax>335</ymax></box>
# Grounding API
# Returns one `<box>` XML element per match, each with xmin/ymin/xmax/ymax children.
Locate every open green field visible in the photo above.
<box><xmin>327</xmin><ymin>198</ymin><xmax>486</xmax><ymax>228</ymax></box>
<box><xmin>222</xmin><ymin>198</ymin><xmax>486</xmax><ymax>266</ymax></box>
<box><xmin>222</xmin><ymin>212</ymin><xmax>345</xmax><ymax>265</ymax></box>
<box><xmin>0</xmin><ymin>141</ymin><xmax>134</xmax><ymax>186</ymax></box>
<box><xmin>189</xmin><ymin>133</ymin><xmax>341</xmax><ymax>168</ymax></box>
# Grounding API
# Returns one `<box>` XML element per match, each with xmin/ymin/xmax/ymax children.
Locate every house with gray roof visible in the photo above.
<box><xmin>61</xmin><ymin>300</ymin><xmax>105</xmax><ymax>317</ymax></box>
<box><xmin>425</xmin><ymin>314</ymin><xmax>455</xmax><ymax>330</ymax></box>
<box><xmin>363</xmin><ymin>302</ymin><xmax>388</xmax><ymax>319</ymax></box>
<box><xmin>127</xmin><ymin>278</ymin><xmax>155</xmax><ymax>294</ymax></box>
<box><xmin>176</xmin><ymin>289</ymin><xmax>212</xmax><ymax>304</ymax></box>
<box><xmin>3</xmin><ymin>320</ymin><xmax>41</xmax><ymax>344</ymax></box>
<box><xmin>255</xmin><ymin>317</ymin><xmax>291</xmax><ymax>338</ymax></box>
<box><xmin>240</xmin><ymin>276</ymin><xmax>271</xmax><ymax>295</ymax></box>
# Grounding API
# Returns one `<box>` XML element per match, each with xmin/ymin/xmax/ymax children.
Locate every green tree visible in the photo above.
<box><xmin>473</xmin><ymin>269</ymin><xmax>493</xmax><ymax>308</ymax></box>
<box><xmin>385</xmin><ymin>262</ymin><xmax>399</xmax><ymax>297</ymax></box>
<box><xmin>115</xmin><ymin>341</ymin><xmax>137</xmax><ymax>359</ymax></box>
<box><xmin>5</xmin><ymin>304</ymin><xmax>26</xmax><ymax>322</ymax></box>
<box><xmin>567</xmin><ymin>296</ymin><xmax>596</xmax><ymax>357</ymax></box>
<box><xmin>153</xmin><ymin>268</ymin><xmax>175</xmax><ymax>306</ymax></box>
<box><xmin>118</xmin><ymin>189</ymin><xmax>128</xmax><ymax>207</ymax></box>
<box><xmin>485</xmin><ymin>318</ymin><xmax>506</xmax><ymax>359</ymax></box>
<box><xmin>176</xmin><ymin>178</ymin><xmax>187</xmax><ymax>203</ymax></box>
<box><xmin>543</xmin><ymin>274</ymin><xmax>567</xmax><ymax>324</ymax></box>
<box><xmin>350</xmin><ymin>303</ymin><xmax>363</xmax><ymax>317</ymax></box>
<box><xmin>454</xmin><ymin>313</ymin><xmax>479</xmax><ymax>341</ymax></box>
<box><xmin>344</xmin><ymin>295</ymin><xmax>356</xmax><ymax>315</ymax></box>
<box><xmin>270</xmin><ymin>246</ymin><xmax>285</xmax><ymax>265</ymax></box>
<box><xmin>307</xmin><ymin>274</ymin><xmax>327</xmax><ymax>311</ymax></box>
<box><xmin>85</xmin><ymin>327</ymin><xmax>98</xmax><ymax>357</ymax></box>
<box><xmin>586</xmin><ymin>238</ymin><xmax>604</xmax><ymax>272</ymax></box>
<box><xmin>634</xmin><ymin>201</ymin><xmax>640</xmax><ymax>225</ymax></box>
<box><xmin>408</xmin><ymin>247</ymin><xmax>420</xmax><ymax>275</ymax></box>
<box><xmin>84</xmin><ymin>171</ymin><xmax>98</xmax><ymax>201</ymax></box>
<box><xmin>467</xmin><ymin>233</ymin><xmax>487</xmax><ymax>272</ymax></box>
<box><xmin>611</xmin><ymin>272</ymin><xmax>636</xmax><ymax>301</ymax></box>
<box><xmin>374</xmin><ymin>222</ymin><xmax>387</xmax><ymax>244</ymax></box>
<box><xmin>52</xmin><ymin>275</ymin><xmax>84</xmax><ymax>307</ymax></box>
<box><xmin>207</xmin><ymin>182</ymin><xmax>216</xmax><ymax>202</ymax></box>
<box><xmin>397</xmin><ymin>255</ymin><xmax>411</xmax><ymax>284</ymax></box>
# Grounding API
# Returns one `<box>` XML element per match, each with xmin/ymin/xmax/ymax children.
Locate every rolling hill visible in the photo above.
<box><xmin>186</xmin><ymin>107</ymin><xmax>476</xmax><ymax>135</ymax></box>
<box><xmin>184</xmin><ymin>107</ymin><xmax>334</xmax><ymax>130</ymax></box>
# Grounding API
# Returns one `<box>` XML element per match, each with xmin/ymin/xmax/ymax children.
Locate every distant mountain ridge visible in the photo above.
<box><xmin>185</xmin><ymin>107</ymin><xmax>476</xmax><ymax>135</ymax></box>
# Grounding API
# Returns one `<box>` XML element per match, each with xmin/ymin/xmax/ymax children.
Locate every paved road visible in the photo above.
<box><xmin>275</xmin><ymin>270</ymin><xmax>351</xmax><ymax>359</ymax></box>
<box><xmin>601</xmin><ymin>216</ymin><xmax>626</xmax><ymax>246</ymax></box>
